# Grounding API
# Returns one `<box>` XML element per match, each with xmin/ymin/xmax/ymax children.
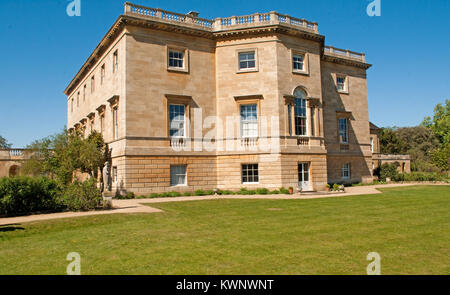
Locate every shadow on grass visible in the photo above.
<box><xmin>0</xmin><ymin>224</ymin><xmax>25</xmax><ymax>232</ymax></box>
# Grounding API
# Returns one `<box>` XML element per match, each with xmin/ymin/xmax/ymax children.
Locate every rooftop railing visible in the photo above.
<box><xmin>324</xmin><ymin>46</ymin><xmax>366</xmax><ymax>62</ymax></box>
<box><xmin>124</xmin><ymin>2</ymin><xmax>319</xmax><ymax>33</ymax></box>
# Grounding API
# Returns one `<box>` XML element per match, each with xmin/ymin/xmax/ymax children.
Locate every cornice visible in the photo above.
<box><xmin>322</xmin><ymin>54</ymin><xmax>372</xmax><ymax>70</ymax></box>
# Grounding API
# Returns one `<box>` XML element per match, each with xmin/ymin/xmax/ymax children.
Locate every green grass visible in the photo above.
<box><xmin>0</xmin><ymin>185</ymin><xmax>449</xmax><ymax>275</ymax></box>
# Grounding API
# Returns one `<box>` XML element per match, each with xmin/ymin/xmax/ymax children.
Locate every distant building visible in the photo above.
<box><xmin>370</xmin><ymin>123</ymin><xmax>411</xmax><ymax>176</ymax></box>
<box><xmin>64</xmin><ymin>3</ymin><xmax>378</xmax><ymax>194</ymax></box>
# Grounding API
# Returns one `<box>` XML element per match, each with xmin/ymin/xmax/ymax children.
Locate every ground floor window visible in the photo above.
<box><xmin>113</xmin><ymin>166</ymin><xmax>118</xmax><ymax>183</ymax></box>
<box><xmin>342</xmin><ymin>163</ymin><xmax>351</xmax><ymax>179</ymax></box>
<box><xmin>242</xmin><ymin>164</ymin><xmax>259</xmax><ymax>184</ymax></box>
<box><xmin>171</xmin><ymin>165</ymin><xmax>187</xmax><ymax>186</ymax></box>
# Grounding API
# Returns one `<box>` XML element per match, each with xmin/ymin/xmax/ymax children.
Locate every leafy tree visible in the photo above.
<box><xmin>379</xmin><ymin>128</ymin><xmax>405</xmax><ymax>154</ymax></box>
<box><xmin>422</xmin><ymin>99</ymin><xmax>450</xmax><ymax>146</ymax></box>
<box><xmin>21</xmin><ymin>129</ymin><xmax>106</xmax><ymax>185</ymax></box>
<box><xmin>0</xmin><ymin>135</ymin><xmax>11</xmax><ymax>149</ymax></box>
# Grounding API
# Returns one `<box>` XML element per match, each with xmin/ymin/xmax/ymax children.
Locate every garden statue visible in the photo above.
<box><xmin>102</xmin><ymin>161</ymin><xmax>111</xmax><ymax>192</ymax></box>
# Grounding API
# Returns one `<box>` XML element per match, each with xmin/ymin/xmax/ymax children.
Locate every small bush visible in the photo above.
<box><xmin>183</xmin><ymin>192</ymin><xmax>192</xmax><ymax>196</ymax></box>
<box><xmin>270</xmin><ymin>190</ymin><xmax>280</xmax><ymax>194</ymax></box>
<box><xmin>218</xmin><ymin>190</ymin><xmax>235</xmax><ymax>195</ymax></box>
<box><xmin>150</xmin><ymin>193</ymin><xmax>160</xmax><ymax>198</ymax></box>
<box><xmin>279</xmin><ymin>187</ymin><xmax>290</xmax><ymax>194</ymax></box>
<box><xmin>256</xmin><ymin>188</ymin><xmax>269</xmax><ymax>195</ymax></box>
<box><xmin>0</xmin><ymin>176</ymin><xmax>63</xmax><ymax>216</ymax></box>
<box><xmin>63</xmin><ymin>179</ymin><xmax>102</xmax><ymax>211</ymax></box>
<box><xmin>116</xmin><ymin>192</ymin><xmax>135</xmax><ymax>200</ymax></box>
<box><xmin>380</xmin><ymin>163</ymin><xmax>399</xmax><ymax>181</ymax></box>
<box><xmin>194</xmin><ymin>189</ymin><xmax>206</xmax><ymax>196</ymax></box>
<box><xmin>332</xmin><ymin>183</ymin><xmax>340</xmax><ymax>191</ymax></box>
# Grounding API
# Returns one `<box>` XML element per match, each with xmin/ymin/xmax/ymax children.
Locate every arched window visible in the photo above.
<box><xmin>294</xmin><ymin>88</ymin><xmax>308</xmax><ymax>136</ymax></box>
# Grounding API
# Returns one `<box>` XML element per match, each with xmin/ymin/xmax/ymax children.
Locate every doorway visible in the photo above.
<box><xmin>298</xmin><ymin>162</ymin><xmax>311</xmax><ymax>191</ymax></box>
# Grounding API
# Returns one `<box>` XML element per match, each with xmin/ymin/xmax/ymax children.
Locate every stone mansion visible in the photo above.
<box><xmin>64</xmin><ymin>2</ymin><xmax>399</xmax><ymax>194</ymax></box>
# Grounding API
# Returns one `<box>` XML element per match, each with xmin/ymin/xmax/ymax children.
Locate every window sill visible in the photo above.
<box><xmin>171</xmin><ymin>184</ymin><xmax>187</xmax><ymax>187</ymax></box>
<box><xmin>237</xmin><ymin>68</ymin><xmax>258</xmax><ymax>74</ymax></box>
<box><xmin>337</xmin><ymin>90</ymin><xmax>349</xmax><ymax>95</ymax></box>
<box><xmin>292</xmin><ymin>70</ymin><xmax>309</xmax><ymax>76</ymax></box>
<box><xmin>242</xmin><ymin>182</ymin><xmax>259</xmax><ymax>185</ymax></box>
<box><xmin>167</xmin><ymin>67</ymin><xmax>189</xmax><ymax>74</ymax></box>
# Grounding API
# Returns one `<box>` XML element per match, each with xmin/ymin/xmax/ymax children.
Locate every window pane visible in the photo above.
<box><xmin>242</xmin><ymin>164</ymin><xmax>258</xmax><ymax>183</ymax></box>
<box><xmin>170</xmin><ymin>104</ymin><xmax>186</xmax><ymax>137</ymax></box>
<box><xmin>171</xmin><ymin>165</ymin><xmax>187</xmax><ymax>186</ymax></box>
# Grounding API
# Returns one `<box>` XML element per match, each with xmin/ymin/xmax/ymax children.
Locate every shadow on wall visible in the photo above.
<box><xmin>322</xmin><ymin>70</ymin><xmax>372</xmax><ymax>184</ymax></box>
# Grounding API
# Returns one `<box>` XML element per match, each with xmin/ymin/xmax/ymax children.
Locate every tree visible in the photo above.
<box><xmin>21</xmin><ymin>129</ymin><xmax>106</xmax><ymax>185</ymax></box>
<box><xmin>379</xmin><ymin>128</ymin><xmax>405</xmax><ymax>154</ymax></box>
<box><xmin>422</xmin><ymin>99</ymin><xmax>450</xmax><ymax>146</ymax></box>
<box><xmin>0</xmin><ymin>135</ymin><xmax>11</xmax><ymax>149</ymax></box>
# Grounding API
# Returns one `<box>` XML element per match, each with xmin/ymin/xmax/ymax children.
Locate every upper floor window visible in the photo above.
<box><xmin>83</xmin><ymin>85</ymin><xmax>86</xmax><ymax>101</ymax></box>
<box><xmin>238</xmin><ymin>51</ymin><xmax>256</xmax><ymax>70</ymax></box>
<box><xmin>112</xmin><ymin>107</ymin><xmax>118</xmax><ymax>140</ymax></box>
<box><xmin>339</xmin><ymin>118</ymin><xmax>348</xmax><ymax>144</ymax></box>
<box><xmin>91</xmin><ymin>76</ymin><xmax>95</xmax><ymax>93</ymax></box>
<box><xmin>240</xmin><ymin>104</ymin><xmax>258</xmax><ymax>138</ymax></box>
<box><xmin>112</xmin><ymin>166</ymin><xmax>118</xmax><ymax>183</ymax></box>
<box><xmin>370</xmin><ymin>137</ymin><xmax>374</xmax><ymax>152</ymax></box>
<box><xmin>336</xmin><ymin>75</ymin><xmax>347</xmax><ymax>92</ymax></box>
<box><xmin>168</xmin><ymin>50</ymin><xmax>184</xmax><ymax>69</ymax></box>
<box><xmin>113</xmin><ymin>50</ymin><xmax>118</xmax><ymax>73</ymax></box>
<box><xmin>342</xmin><ymin>163</ymin><xmax>351</xmax><ymax>179</ymax></box>
<box><xmin>294</xmin><ymin>88</ymin><xmax>307</xmax><ymax>136</ymax></box>
<box><xmin>100</xmin><ymin>114</ymin><xmax>105</xmax><ymax>136</ymax></box>
<box><xmin>293</xmin><ymin>54</ymin><xmax>305</xmax><ymax>71</ymax></box>
<box><xmin>71</xmin><ymin>98</ymin><xmax>73</xmax><ymax>113</ymax></box>
<box><xmin>77</xmin><ymin>92</ymin><xmax>80</xmax><ymax>107</ymax></box>
<box><xmin>101</xmin><ymin>64</ymin><xmax>105</xmax><ymax>84</ymax></box>
<box><xmin>169</xmin><ymin>104</ymin><xmax>186</xmax><ymax>138</ymax></box>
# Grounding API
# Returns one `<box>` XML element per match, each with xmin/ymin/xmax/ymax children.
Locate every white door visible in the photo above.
<box><xmin>298</xmin><ymin>163</ymin><xmax>311</xmax><ymax>191</ymax></box>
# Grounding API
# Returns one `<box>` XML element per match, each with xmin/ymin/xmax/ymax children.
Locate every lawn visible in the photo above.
<box><xmin>0</xmin><ymin>185</ymin><xmax>448</xmax><ymax>275</ymax></box>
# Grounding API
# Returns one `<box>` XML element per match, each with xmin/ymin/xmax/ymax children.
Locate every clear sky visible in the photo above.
<box><xmin>0</xmin><ymin>0</ymin><xmax>449</xmax><ymax>147</ymax></box>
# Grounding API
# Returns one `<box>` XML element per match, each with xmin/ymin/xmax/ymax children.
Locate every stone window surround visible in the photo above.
<box><xmin>170</xmin><ymin>164</ymin><xmax>187</xmax><ymax>187</ymax></box>
<box><xmin>341</xmin><ymin>163</ymin><xmax>351</xmax><ymax>179</ymax></box>
<box><xmin>284</xmin><ymin>93</ymin><xmax>321</xmax><ymax>138</ymax></box>
<box><xmin>113</xmin><ymin>50</ymin><xmax>118</xmax><ymax>73</ymax></box>
<box><xmin>96</xmin><ymin>104</ymin><xmax>106</xmax><ymax>137</ymax></box>
<box><xmin>166</xmin><ymin>45</ymin><xmax>189</xmax><ymax>73</ymax></box>
<box><xmin>87</xmin><ymin>112</ymin><xmax>95</xmax><ymax>133</ymax></box>
<box><xmin>236</xmin><ymin>48</ymin><xmax>259</xmax><ymax>74</ymax></box>
<box><xmin>290</xmin><ymin>49</ymin><xmax>309</xmax><ymax>76</ymax></box>
<box><xmin>336</xmin><ymin>111</ymin><xmax>352</xmax><ymax>145</ymax></box>
<box><xmin>234</xmin><ymin>95</ymin><xmax>263</xmax><ymax>139</ymax></box>
<box><xmin>333</xmin><ymin>73</ymin><xmax>349</xmax><ymax>94</ymax></box>
<box><xmin>241</xmin><ymin>163</ymin><xmax>259</xmax><ymax>184</ymax></box>
<box><xmin>164</xmin><ymin>94</ymin><xmax>193</xmax><ymax>139</ymax></box>
<box><xmin>108</xmin><ymin>95</ymin><xmax>120</xmax><ymax>141</ymax></box>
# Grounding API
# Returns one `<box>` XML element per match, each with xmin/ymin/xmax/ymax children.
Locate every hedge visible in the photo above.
<box><xmin>0</xmin><ymin>177</ymin><xmax>64</xmax><ymax>216</ymax></box>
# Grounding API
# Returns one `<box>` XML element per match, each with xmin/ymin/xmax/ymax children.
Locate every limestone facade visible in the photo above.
<box><xmin>64</xmin><ymin>3</ymin><xmax>375</xmax><ymax>194</ymax></box>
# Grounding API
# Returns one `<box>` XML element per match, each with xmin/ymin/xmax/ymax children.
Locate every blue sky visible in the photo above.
<box><xmin>0</xmin><ymin>0</ymin><xmax>449</xmax><ymax>147</ymax></box>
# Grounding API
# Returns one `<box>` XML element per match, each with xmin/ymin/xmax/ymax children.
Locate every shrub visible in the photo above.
<box><xmin>270</xmin><ymin>190</ymin><xmax>280</xmax><ymax>195</ymax></box>
<box><xmin>194</xmin><ymin>189</ymin><xmax>206</xmax><ymax>196</ymax></box>
<box><xmin>332</xmin><ymin>183</ymin><xmax>340</xmax><ymax>191</ymax></box>
<box><xmin>149</xmin><ymin>193</ymin><xmax>160</xmax><ymax>198</ymax></box>
<box><xmin>0</xmin><ymin>176</ymin><xmax>63</xmax><ymax>216</ymax></box>
<box><xmin>63</xmin><ymin>179</ymin><xmax>102</xmax><ymax>211</ymax></box>
<box><xmin>380</xmin><ymin>163</ymin><xmax>399</xmax><ymax>181</ymax></box>
<box><xmin>116</xmin><ymin>192</ymin><xmax>135</xmax><ymax>200</ymax></box>
<box><xmin>218</xmin><ymin>190</ymin><xmax>235</xmax><ymax>195</ymax></box>
<box><xmin>256</xmin><ymin>188</ymin><xmax>269</xmax><ymax>195</ymax></box>
<box><xmin>204</xmin><ymin>190</ymin><xmax>216</xmax><ymax>196</ymax></box>
<box><xmin>394</xmin><ymin>172</ymin><xmax>449</xmax><ymax>182</ymax></box>
<box><xmin>279</xmin><ymin>187</ymin><xmax>290</xmax><ymax>194</ymax></box>
<box><xmin>183</xmin><ymin>192</ymin><xmax>192</xmax><ymax>196</ymax></box>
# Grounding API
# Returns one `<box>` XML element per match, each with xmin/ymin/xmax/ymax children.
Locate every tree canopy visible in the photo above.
<box><xmin>21</xmin><ymin>129</ymin><xmax>106</xmax><ymax>185</ymax></box>
<box><xmin>0</xmin><ymin>135</ymin><xmax>11</xmax><ymax>149</ymax></box>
